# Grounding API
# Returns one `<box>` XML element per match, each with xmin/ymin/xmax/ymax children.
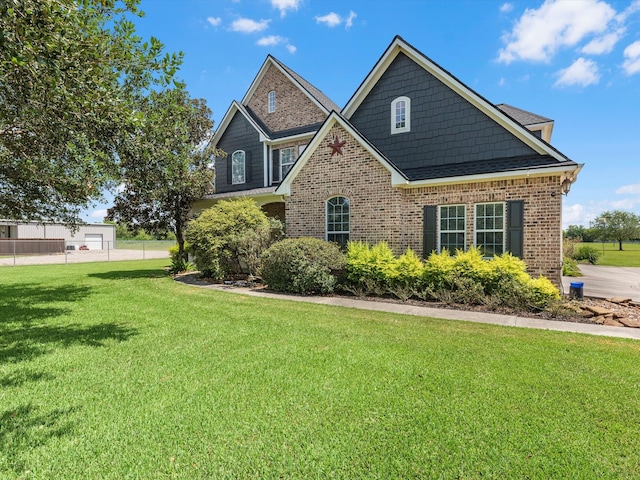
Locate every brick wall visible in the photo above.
<box><xmin>286</xmin><ymin>123</ymin><xmax>564</xmax><ymax>284</ymax></box>
<box><xmin>246</xmin><ymin>64</ymin><xmax>327</xmax><ymax>133</ymax></box>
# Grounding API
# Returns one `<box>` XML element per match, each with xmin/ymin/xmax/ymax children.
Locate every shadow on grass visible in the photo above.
<box><xmin>0</xmin><ymin>403</ymin><xmax>77</xmax><ymax>474</ymax></box>
<box><xmin>1</xmin><ymin>321</ymin><xmax>138</xmax><ymax>364</ymax></box>
<box><xmin>87</xmin><ymin>267</ymin><xmax>167</xmax><ymax>281</ymax></box>
<box><xmin>0</xmin><ymin>282</ymin><xmax>138</xmax><ymax>364</ymax></box>
<box><xmin>0</xmin><ymin>368</ymin><xmax>56</xmax><ymax>388</ymax></box>
<box><xmin>0</xmin><ymin>282</ymin><xmax>92</xmax><ymax>324</ymax></box>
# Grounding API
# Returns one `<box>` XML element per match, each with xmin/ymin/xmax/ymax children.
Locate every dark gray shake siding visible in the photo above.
<box><xmin>349</xmin><ymin>53</ymin><xmax>537</xmax><ymax>171</ymax></box>
<box><xmin>215</xmin><ymin>112</ymin><xmax>264</xmax><ymax>193</ymax></box>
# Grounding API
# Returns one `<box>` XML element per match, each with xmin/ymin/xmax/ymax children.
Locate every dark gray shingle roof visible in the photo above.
<box><xmin>496</xmin><ymin>104</ymin><xmax>553</xmax><ymax>126</ymax></box>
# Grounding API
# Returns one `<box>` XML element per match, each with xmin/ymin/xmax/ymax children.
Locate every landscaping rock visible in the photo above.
<box><xmin>607</xmin><ymin>297</ymin><xmax>632</xmax><ymax>304</ymax></box>
<box><xmin>604</xmin><ymin>318</ymin><xmax>624</xmax><ymax>327</ymax></box>
<box><xmin>618</xmin><ymin>318</ymin><xmax>640</xmax><ymax>328</ymax></box>
<box><xmin>584</xmin><ymin>305</ymin><xmax>613</xmax><ymax>316</ymax></box>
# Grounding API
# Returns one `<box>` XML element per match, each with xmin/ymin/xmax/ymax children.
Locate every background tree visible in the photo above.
<box><xmin>0</xmin><ymin>0</ymin><xmax>181</xmax><ymax>225</ymax></box>
<box><xmin>563</xmin><ymin>225</ymin><xmax>597</xmax><ymax>242</ymax></box>
<box><xmin>591</xmin><ymin>210</ymin><xmax>640</xmax><ymax>251</ymax></box>
<box><xmin>107</xmin><ymin>87</ymin><xmax>221</xmax><ymax>262</ymax></box>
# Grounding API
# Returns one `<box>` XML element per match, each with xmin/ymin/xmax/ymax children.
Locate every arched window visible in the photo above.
<box><xmin>326</xmin><ymin>196</ymin><xmax>349</xmax><ymax>247</ymax></box>
<box><xmin>391</xmin><ymin>96</ymin><xmax>411</xmax><ymax>134</ymax></box>
<box><xmin>231</xmin><ymin>150</ymin><xmax>246</xmax><ymax>184</ymax></box>
<box><xmin>268</xmin><ymin>90</ymin><xmax>276</xmax><ymax>113</ymax></box>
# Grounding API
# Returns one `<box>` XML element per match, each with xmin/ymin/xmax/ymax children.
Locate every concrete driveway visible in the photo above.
<box><xmin>562</xmin><ymin>264</ymin><xmax>640</xmax><ymax>302</ymax></box>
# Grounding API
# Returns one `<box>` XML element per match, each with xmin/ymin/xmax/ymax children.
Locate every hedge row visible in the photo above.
<box><xmin>259</xmin><ymin>238</ymin><xmax>560</xmax><ymax>311</ymax></box>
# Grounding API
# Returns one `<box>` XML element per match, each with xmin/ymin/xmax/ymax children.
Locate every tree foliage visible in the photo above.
<box><xmin>0</xmin><ymin>0</ymin><xmax>181</xmax><ymax>225</ymax></box>
<box><xmin>563</xmin><ymin>224</ymin><xmax>597</xmax><ymax>242</ymax></box>
<box><xmin>591</xmin><ymin>210</ymin><xmax>640</xmax><ymax>251</ymax></box>
<box><xmin>107</xmin><ymin>87</ymin><xmax>220</xmax><ymax>261</ymax></box>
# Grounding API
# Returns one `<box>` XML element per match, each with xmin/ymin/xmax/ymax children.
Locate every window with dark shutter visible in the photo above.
<box><xmin>272</xmin><ymin>149</ymin><xmax>280</xmax><ymax>184</ymax></box>
<box><xmin>423</xmin><ymin>205</ymin><xmax>437</xmax><ymax>258</ymax></box>
<box><xmin>507</xmin><ymin>200</ymin><xmax>524</xmax><ymax>259</ymax></box>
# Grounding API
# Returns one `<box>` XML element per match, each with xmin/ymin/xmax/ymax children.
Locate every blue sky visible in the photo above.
<box><xmin>86</xmin><ymin>0</ymin><xmax>640</xmax><ymax>229</ymax></box>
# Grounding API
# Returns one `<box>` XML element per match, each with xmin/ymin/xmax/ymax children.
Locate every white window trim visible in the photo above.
<box><xmin>231</xmin><ymin>150</ymin><xmax>246</xmax><ymax>185</ymax></box>
<box><xmin>391</xmin><ymin>96</ymin><xmax>411</xmax><ymax>134</ymax></box>
<box><xmin>439</xmin><ymin>204</ymin><xmax>466</xmax><ymax>253</ymax></box>
<box><xmin>325</xmin><ymin>196</ymin><xmax>350</xmax><ymax>245</ymax></box>
<box><xmin>280</xmin><ymin>146</ymin><xmax>296</xmax><ymax>180</ymax></box>
<box><xmin>474</xmin><ymin>202</ymin><xmax>506</xmax><ymax>257</ymax></box>
<box><xmin>268</xmin><ymin>90</ymin><xmax>276</xmax><ymax>113</ymax></box>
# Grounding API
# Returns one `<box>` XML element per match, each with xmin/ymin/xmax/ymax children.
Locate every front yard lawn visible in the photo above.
<box><xmin>1</xmin><ymin>260</ymin><xmax>639</xmax><ymax>478</ymax></box>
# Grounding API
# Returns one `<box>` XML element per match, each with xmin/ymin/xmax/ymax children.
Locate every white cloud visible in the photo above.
<box><xmin>616</xmin><ymin>183</ymin><xmax>640</xmax><ymax>194</ymax></box>
<box><xmin>207</xmin><ymin>16</ymin><xmax>222</xmax><ymax>27</ymax></box>
<box><xmin>257</xmin><ymin>35</ymin><xmax>285</xmax><ymax>46</ymax></box>
<box><xmin>89</xmin><ymin>209</ymin><xmax>108</xmax><ymax>219</ymax></box>
<box><xmin>581</xmin><ymin>28</ymin><xmax>625</xmax><ymax>54</ymax></box>
<box><xmin>231</xmin><ymin>18</ymin><xmax>270</xmax><ymax>34</ymax></box>
<box><xmin>622</xmin><ymin>40</ymin><xmax>640</xmax><ymax>75</ymax></box>
<box><xmin>256</xmin><ymin>35</ymin><xmax>296</xmax><ymax>54</ymax></box>
<box><xmin>315</xmin><ymin>12</ymin><xmax>342</xmax><ymax>27</ymax></box>
<box><xmin>498</xmin><ymin>77</ymin><xmax>506</xmax><ymax>86</ymax></box>
<box><xmin>500</xmin><ymin>3</ymin><xmax>513</xmax><ymax>13</ymax></box>
<box><xmin>554</xmin><ymin>57</ymin><xmax>600</xmax><ymax>87</ymax></box>
<box><xmin>271</xmin><ymin>0</ymin><xmax>301</xmax><ymax>17</ymax></box>
<box><xmin>315</xmin><ymin>11</ymin><xmax>357</xmax><ymax>29</ymax></box>
<box><xmin>498</xmin><ymin>0</ymin><xmax>616</xmax><ymax>64</ymax></box>
<box><xmin>345</xmin><ymin>11</ymin><xmax>357</xmax><ymax>29</ymax></box>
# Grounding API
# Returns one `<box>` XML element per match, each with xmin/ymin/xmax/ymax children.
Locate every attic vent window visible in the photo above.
<box><xmin>391</xmin><ymin>96</ymin><xmax>410</xmax><ymax>134</ymax></box>
<box><xmin>268</xmin><ymin>90</ymin><xmax>276</xmax><ymax>113</ymax></box>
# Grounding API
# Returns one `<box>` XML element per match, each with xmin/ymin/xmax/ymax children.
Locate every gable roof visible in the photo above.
<box><xmin>241</xmin><ymin>55</ymin><xmax>339</xmax><ymax>114</ymax></box>
<box><xmin>496</xmin><ymin>104</ymin><xmax>553</xmax><ymax>127</ymax></box>
<box><xmin>275</xmin><ymin>111</ymin><xmax>408</xmax><ymax>196</ymax></box>
<box><xmin>212</xmin><ymin>101</ymin><xmax>270</xmax><ymax>147</ymax></box>
<box><xmin>342</xmin><ymin>35</ymin><xmax>576</xmax><ymax>167</ymax></box>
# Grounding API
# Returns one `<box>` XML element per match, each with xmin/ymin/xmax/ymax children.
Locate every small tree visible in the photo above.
<box><xmin>107</xmin><ymin>87</ymin><xmax>221</xmax><ymax>262</ymax></box>
<box><xmin>185</xmin><ymin>198</ymin><xmax>283</xmax><ymax>279</ymax></box>
<box><xmin>591</xmin><ymin>210</ymin><xmax>640</xmax><ymax>251</ymax></box>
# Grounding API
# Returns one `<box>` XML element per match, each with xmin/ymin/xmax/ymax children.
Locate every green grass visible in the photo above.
<box><xmin>580</xmin><ymin>242</ymin><xmax>640</xmax><ymax>267</ymax></box>
<box><xmin>116</xmin><ymin>239</ymin><xmax>176</xmax><ymax>251</ymax></box>
<box><xmin>1</xmin><ymin>260</ymin><xmax>640</xmax><ymax>478</ymax></box>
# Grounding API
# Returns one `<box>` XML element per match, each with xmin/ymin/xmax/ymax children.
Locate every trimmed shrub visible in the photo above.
<box><xmin>345</xmin><ymin>241</ymin><xmax>397</xmax><ymax>295</ymax></box>
<box><xmin>343</xmin><ymin>241</ymin><xmax>560</xmax><ymax>312</ymax></box>
<box><xmin>260</xmin><ymin>238</ymin><xmax>346</xmax><ymax>294</ymax></box>
<box><xmin>185</xmin><ymin>198</ymin><xmax>283</xmax><ymax>279</ymax></box>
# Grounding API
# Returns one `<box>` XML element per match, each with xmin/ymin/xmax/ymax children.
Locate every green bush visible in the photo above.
<box><xmin>345</xmin><ymin>241</ymin><xmax>397</xmax><ymax>295</ymax></box>
<box><xmin>260</xmin><ymin>238</ymin><xmax>346</xmax><ymax>294</ymax></box>
<box><xmin>185</xmin><ymin>198</ymin><xmax>283</xmax><ymax>279</ymax></box>
<box><xmin>562</xmin><ymin>257</ymin><xmax>582</xmax><ymax>277</ymax></box>
<box><xmin>342</xmin><ymin>241</ymin><xmax>561</xmax><ymax>312</ymax></box>
<box><xmin>572</xmin><ymin>244</ymin><xmax>601</xmax><ymax>265</ymax></box>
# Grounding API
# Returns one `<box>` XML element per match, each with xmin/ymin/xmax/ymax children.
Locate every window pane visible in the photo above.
<box><xmin>327</xmin><ymin>196</ymin><xmax>349</xmax><ymax>247</ymax></box>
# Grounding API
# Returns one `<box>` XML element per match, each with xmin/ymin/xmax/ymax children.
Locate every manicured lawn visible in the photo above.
<box><xmin>590</xmin><ymin>242</ymin><xmax>640</xmax><ymax>267</ymax></box>
<box><xmin>1</xmin><ymin>260</ymin><xmax>639</xmax><ymax>478</ymax></box>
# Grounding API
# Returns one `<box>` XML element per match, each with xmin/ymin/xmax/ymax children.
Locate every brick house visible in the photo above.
<box><xmin>194</xmin><ymin>36</ymin><xmax>582</xmax><ymax>284</ymax></box>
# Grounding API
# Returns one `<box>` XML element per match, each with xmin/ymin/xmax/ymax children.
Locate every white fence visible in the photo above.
<box><xmin>0</xmin><ymin>240</ymin><xmax>174</xmax><ymax>266</ymax></box>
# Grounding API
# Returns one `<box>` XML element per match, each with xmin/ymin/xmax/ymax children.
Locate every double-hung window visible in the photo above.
<box><xmin>326</xmin><ymin>196</ymin><xmax>349</xmax><ymax>248</ymax></box>
<box><xmin>475</xmin><ymin>202</ymin><xmax>505</xmax><ymax>257</ymax></box>
<box><xmin>268</xmin><ymin>90</ymin><xmax>276</xmax><ymax>113</ymax></box>
<box><xmin>231</xmin><ymin>150</ymin><xmax>246</xmax><ymax>185</ymax></box>
<box><xmin>391</xmin><ymin>96</ymin><xmax>411</xmax><ymax>134</ymax></box>
<box><xmin>280</xmin><ymin>147</ymin><xmax>295</xmax><ymax>179</ymax></box>
<box><xmin>439</xmin><ymin>205</ymin><xmax>466</xmax><ymax>253</ymax></box>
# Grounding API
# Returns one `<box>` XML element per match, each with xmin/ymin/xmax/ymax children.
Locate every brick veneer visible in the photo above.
<box><xmin>285</xmin><ymin>124</ymin><xmax>564</xmax><ymax>285</ymax></box>
<box><xmin>246</xmin><ymin>64</ymin><xmax>327</xmax><ymax>133</ymax></box>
